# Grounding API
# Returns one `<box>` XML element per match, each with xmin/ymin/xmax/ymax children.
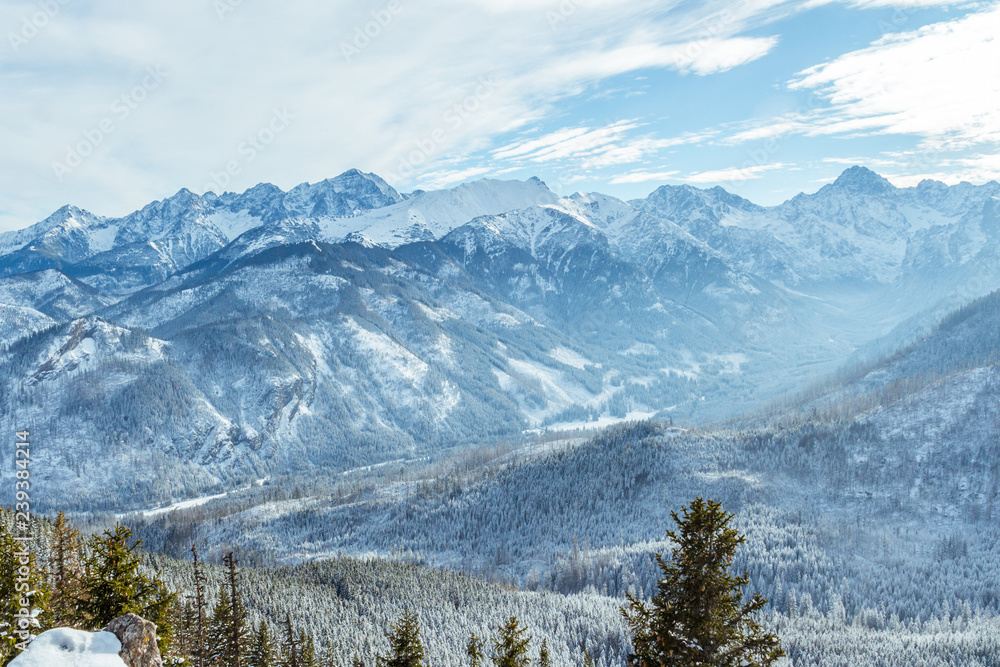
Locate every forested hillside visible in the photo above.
<box><xmin>114</xmin><ymin>287</ymin><xmax>1000</xmax><ymax>665</ymax></box>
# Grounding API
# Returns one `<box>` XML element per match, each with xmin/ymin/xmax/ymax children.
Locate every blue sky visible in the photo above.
<box><xmin>0</xmin><ymin>0</ymin><xmax>998</xmax><ymax>231</ymax></box>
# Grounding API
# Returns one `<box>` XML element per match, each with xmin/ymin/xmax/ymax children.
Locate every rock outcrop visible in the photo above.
<box><xmin>104</xmin><ymin>614</ymin><xmax>162</xmax><ymax>667</ymax></box>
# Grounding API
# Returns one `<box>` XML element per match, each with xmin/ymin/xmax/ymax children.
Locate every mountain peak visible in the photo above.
<box><xmin>832</xmin><ymin>166</ymin><xmax>894</xmax><ymax>194</ymax></box>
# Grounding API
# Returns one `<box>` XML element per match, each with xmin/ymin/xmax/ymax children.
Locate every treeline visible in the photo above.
<box><xmin>0</xmin><ymin>509</ymin><xmax>323</xmax><ymax>667</ymax></box>
<box><xmin>137</xmin><ymin>410</ymin><xmax>1000</xmax><ymax>628</ymax></box>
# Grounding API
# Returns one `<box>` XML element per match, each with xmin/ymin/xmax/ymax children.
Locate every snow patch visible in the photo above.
<box><xmin>531</xmin><ymin>410</ymin><xmax>658</xmax><ymax>433</ymax></box>
<box><xmin>206</xmin><ymin>210</ymin><xmax>262</xmax><ymax>241</ymax></box>
<box><xmin>9</xmin><ymin>628</ymin><xmax>125</xmax><ymax>667</ymax></box>
<box><xmin>549</xmin><ymin>346</ymin><xmax>592</xmax><ymax>369</ymax></box>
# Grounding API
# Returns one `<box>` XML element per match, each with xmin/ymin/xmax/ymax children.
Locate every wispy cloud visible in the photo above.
<box><xmin>787</xmin><ymin>4</ymin><xmax>1000</xmax><ymax>149</ymax></box>
<box><xmin>609</xmin><ymin>170</ymin><xmax>681</xmax><ymax>184</ymax></box>
<box><xmin>415</xmin><ymin>167</ymin><xmax>493</xmax><ymax>190</ymax></box>
<box><xmin>680</xmin><ymin>163</ymin><xmax>792</xmax><ymax>183</ymax></box>
<box><xmin>611</xmin><ymin>162</ymin><xmax>791</xmax><ymax>185</ymax></box>
<box><xmin>0</xmin><ymin>0</ymin><xmax>787</xmax><ymax>230</ymax></box>
<box><xmin>494</xmin><ymin>123</ymin><xmax>718</xmax><ymax>173</ymax></box>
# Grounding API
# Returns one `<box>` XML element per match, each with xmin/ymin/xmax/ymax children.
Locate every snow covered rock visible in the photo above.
<box><xmin>104</xmin><ymin>614</ymin><xmax>162</xmax><ymax>667</ymax></box>
<box><xmin>8</xmin><ymin>628</ymin><xmax>126</xmax><ymax>667</ymax></box>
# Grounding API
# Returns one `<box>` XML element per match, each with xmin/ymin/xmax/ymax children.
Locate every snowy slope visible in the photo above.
<box><xmin>314</xmin><ymin>176</ymin><xmax>558</xmax><ymax>247</ymax></box>
<box><xmin>0</xmin><ymin>269</ymin><xmax>108</xmax><ymax>319</ymax></box>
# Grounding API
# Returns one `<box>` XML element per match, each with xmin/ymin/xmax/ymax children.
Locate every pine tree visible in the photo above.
<box><xmin>168</xmin><ymin>597</ymin><xmax>197</xmax><ymax>666</ymax></box>
<box><xmin>376</xmin><ymin>612</ymin><xmax>425</xmax><ymax>667</ymax></box>
<box><xmin>467</xmin><ymin>633</ymin><xmax>485</xmax><ymax>667</ymax></box>
<box><xmin>298</xmin><ymin>629</ymin><xmax>317</xmax><ymax>667</ymax></box>
<box><xmin>537</xmin><ymin>639</ymin><xmax>551</xmax><ymax>667</ymax></box>
<box><xmin>222</xmin><ymin>552</ymin><xmax>249</xmax><ymax>667</ymax></box>
<box><xmin>281</xmin><ymin>613</ymin><xmax>300</xmax><ymax>667</ymax></box>
<box><xmin>621</xmin><ymin>498</ymin><xmax>784</xmax><ymax>667</ymax></box>
<box><xmin>208</xmin><ymin>587</ymin><xmax>233</xmax><ymax>667</ymax></box>
<box><xmin>491</xmin><ymin>617</ymin><xmax>531</xmax><ymax>667</ymax></box>
<box><xmin>77</xmin><ymin>523</ymin><xmax>175</xmax><ymax>634</ymax></box>
<box><xmin>247</xmin><ymin>622</ymin><xmax>275</xmax><ymax>667</ymax></box>
<box><xmin>48</xmin><ymin>511</ymin><xmax>82</xmax><ymax>626</ymax></box>
<box><xmin>191</xmin><ymin>545</ymin><xmax>209</xmax><ymax>667</ymax></box>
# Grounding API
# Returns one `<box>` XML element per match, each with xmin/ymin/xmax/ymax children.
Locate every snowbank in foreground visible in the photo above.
<box><xmin>8</xmin><ymin>628</ymin><xmax>126</xmax><ymax>667</ymax></box>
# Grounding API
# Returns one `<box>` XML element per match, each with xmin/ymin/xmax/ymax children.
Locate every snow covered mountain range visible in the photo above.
<box><xmin>1</xmin><ymin>166</ymin><xmax>998</xmax><ymax>509</ymax></box>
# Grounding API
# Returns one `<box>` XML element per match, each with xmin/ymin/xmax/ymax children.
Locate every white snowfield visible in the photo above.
<box><xmin>9</xmin><ymin>628</ymin><xmax>125</xmax><ymax>667</ymax></box>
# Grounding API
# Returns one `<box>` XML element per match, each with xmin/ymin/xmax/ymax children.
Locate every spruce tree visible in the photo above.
<box><xmin>537</xmin><ymin>639</ymin><xmax>551</xmax><ymax>667</ymax></box>
<box><xmin>491</xmin><ymin>617</ymin><xmax>531</xmax><ymax>667</ymax></box>
<box><xmin>247</xmin><ymin>622</ymin><xmax>275</xmax><ymax>667</ymax></box>
<box><xmin>48</xmin><ymin>511</ymin><xmax>82</xmax><ymax>625</ymax></box>
<box><xmin>282</xmin><ymin>613</ymin><xmax>300</xmax><ymax>667</ymax></box>
<box><xmin>208</xmin><ymin>587</ymin><xmax>233</xmax><ymax>667</ymax></box>
<box><xmin>376</xmin><ymin>612</ymin><xmax>425</xmax><ymax>667</ymax></box>
<box><xmin>191</xmin><ymin>545</ymin><xmax>209</xmax><ymax>667</ymax></box>
<box><xmin>166</xmin><ymin>597</ymin><xmax>198</xmax><ymax>666</ymax></box>
<box><xmin>77</xmin><ymin>523</ymin><xmax>175</xmax><ymax>633</ymax></box>
<box><xmin>222</xmin><ymin>552</ymin><xmax>249</xmax><ymax>667</ymax></box>
<box><xmin>621</xmin><ymin>498</ymin><xmax>784</xmax><ymax>667</ymax></box>
<box><xmin>467</xmin><ymin>633</ymin><xmax>485</xmax><ymax>667</ymax></box>
<box><xmin>298</xmin><ymin>629</ymin><xmax>317</xmax><ymax>667</ymax></box>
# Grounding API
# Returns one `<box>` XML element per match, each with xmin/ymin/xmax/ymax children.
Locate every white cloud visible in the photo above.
<box><xmin>841</xmin><ymin>0</ymin><xmax>976</xmax><ymax>8</ymax></box>
<box><xmin>611</xmin><ymin>162</ymin><xmax>791</xmax><ymax>185</ymax></box>
<box><xmin>415</xmin><ymin>167</ymin><xmax>493</xmax><ymax>190</ymax></box>
<box><xmin>721</xmin><ymin>117</ymin><xmax>809</xmax><ymax>145</ymax></box>
<box><xmin>680</xmin><ymin>163</ymin><xmax>792</xmax><ymax>183</ymax></box>
<box><xmin>788</xmin><ymin>5</ymin><xmax>1000</xmax><ymax>150</ymax></box>
<box><xmin>609</xmin><ymin>170</ymin><xmax>681</xmax><ymax>184</ymax></box>
<box><xmin>493</xmin><ymin>123</ymin><xmax>718</xmax><ymax>171</ymax></box>
<box><xmin>0</xmin><ymin>0</ymin><xmax>785</xmax><ymax>231</ymax></box>
<box><xmin>879</xmin><ymin>152</ymin><xmax>1000</xmax><ymax>186</ymax></box>
<box><xmin>492</xmin><ymin>124</ymin><xmax>638</xmax><ymax>162</ymax></box>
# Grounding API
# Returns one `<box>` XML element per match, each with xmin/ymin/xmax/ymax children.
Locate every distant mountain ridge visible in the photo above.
<box><xmin>2</xmin><ymin>165</ymin><xmax>1000</xmax><ymax>510</ymax></box>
